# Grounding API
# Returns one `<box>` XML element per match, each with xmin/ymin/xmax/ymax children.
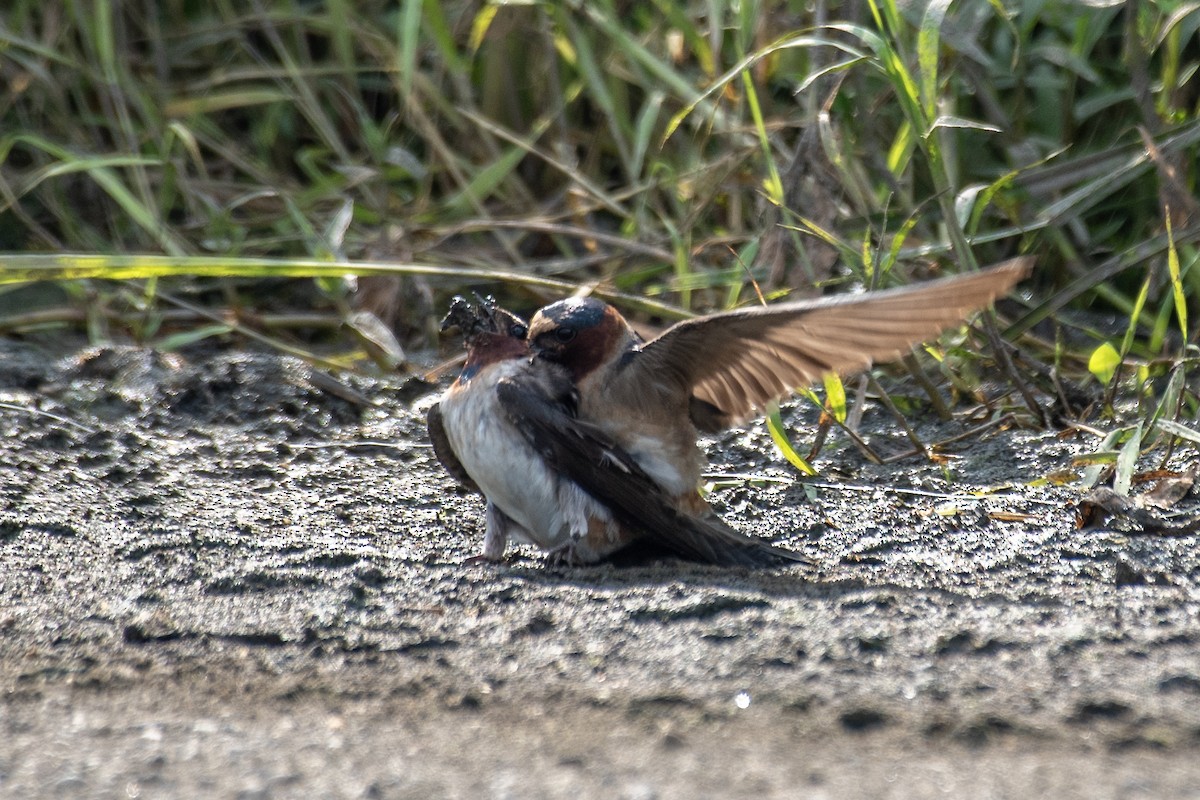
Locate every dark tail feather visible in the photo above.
<box><xmin>656</xmin><ymin>511</ymin><xmax>813</xmax><ymax>567</ymax></box>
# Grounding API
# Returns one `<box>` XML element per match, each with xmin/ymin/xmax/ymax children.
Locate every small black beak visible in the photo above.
<box><xmin>528</xmin><ymin>338</ymin><xmax>557</xmax><ymax>361</ymax></box>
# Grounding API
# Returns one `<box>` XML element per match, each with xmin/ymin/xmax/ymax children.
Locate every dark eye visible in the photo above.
<box><xmin>554</xmin><ymin>326</ymin><xmax>577</xmax><ymax>343</ymax></box>
<box><xmin>509</xmin><ymin>323</ymin><xmax>527</xmax><ymax>338</ymax></box>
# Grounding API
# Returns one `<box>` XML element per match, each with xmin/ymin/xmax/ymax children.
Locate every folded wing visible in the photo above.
<box><xmin>495</xmin><ymin>369</ymin><xmax>809</xmax><ymax>567</ymax></box>
<box><xmin>427</xmin><ymin>403</ymin><xmax>480</xmax><ymax>492</ymax></box>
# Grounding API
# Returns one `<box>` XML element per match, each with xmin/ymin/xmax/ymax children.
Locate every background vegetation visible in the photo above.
<box><xmin>0</xmin><ymin>1</ymin><xmax>1197</xmax><ymax>455</ymax></box>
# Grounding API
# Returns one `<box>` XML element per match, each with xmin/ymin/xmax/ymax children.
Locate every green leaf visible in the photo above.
<box><xmin>157</xmin><ymin>323</ymin><xmax>233</xmax><ymax>351</ymax></box>
<box><xmin>766</xmin><ymin>404</ymin><xmax>818</xmax><ymax>476</ymax></box>
<box><xmin>1119</xmin><ymin>271</ymin><xmax>1152</xmax><ymax>357</ymax></box>
<box><xmin>396</xmin><ymin>0</ymin><xmax>424</xmax><ymax>101</ymax></box>
<box><xmin>1147</xmin><ymin>364</ymin><xmax>1186</xmax><ymax>437</ymax></box>
<box><xmin>419</xmin><ymin>0</ymin><xmax>467</xmax><ymax>73</ymax></box>
<box><xmin>468</xmin><ymin>4</ymin><xmax>500</xmax><ymax>54</ymax></box>
<box><xmin>1081</xmin><ymin>428</ymin><xmax>1124</xmax><ymax>489</ymax></box>
<box><xmin>740</xmin><ymin>67</ymin><xmax>785</xmax><ymax>207</ymax></box>
<box><xmin>1114</xmin><ymin>422</ymin><xmax>1143</xmax><ymax>496</ymax></box>
<box><xmin>1165</xmin><ymin>210</ymin><xmax>1188</xmax><ymax>344</ymax></box>
<box><xmin>823</xmin><ymin>373</ymin><xmax>847</xmax><ymax>424</ymax></box>
<box><xmin>1088</xmin><ymin>341</ymin><xmax>1121</xmax><ymax>384</ymax></box>
<box><xmin>443</xmin><ymin>145</ymin><xmax>525</xmax><ymax>214</ymax></box>
<box><xmin>1156</xmin><ymin>418</ymin><xmax>1200</xmax><ymax>447</ymax></box>
<box><xmin>630</xmin><ymin>91</ymin><xmax>665</xmax><ymax>179</ymax></box>
<box><xmin>886</xmin><ymin>119</ymin><xmax>916</xmax><ymax>176</ymax></box>
<box><xmin>928</xmin><ymin>114</ymin><xmax>1002</xmax><ymax>134</ymax></box>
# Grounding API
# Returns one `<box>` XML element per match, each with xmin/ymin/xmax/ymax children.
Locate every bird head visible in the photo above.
<box><xmin>440</xmin><ymin>295</ymin><xmax>529</xmax><ymax>378</ymax></box>
<box><xmin>527</xmin><ymin>296</ymin><xmax>633</xmax><ymax>382</ymax></box>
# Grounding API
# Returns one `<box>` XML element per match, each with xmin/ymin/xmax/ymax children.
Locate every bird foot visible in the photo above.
<box><xmin>545</xmin><ymin>542</ymin><xmax>599</xmax><ymax>567</ymax></box>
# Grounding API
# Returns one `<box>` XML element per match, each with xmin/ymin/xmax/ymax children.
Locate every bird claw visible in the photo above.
<box><xmin>546</xmin><ymin>541</ymin><xmax>598</xmax><ymax>567</ymax></box>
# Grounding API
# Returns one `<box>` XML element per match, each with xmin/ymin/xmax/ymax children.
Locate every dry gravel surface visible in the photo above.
<box><xmin>2</xmin><ymin>339</ymin><xmax>1199</xmax><ymax>798</ymax></box>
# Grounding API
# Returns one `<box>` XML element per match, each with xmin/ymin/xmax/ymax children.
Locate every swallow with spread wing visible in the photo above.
<box><xmin>524</xmin><ymin>257</ymin><xmax>1032</xmax><ymax>530</ymax></box>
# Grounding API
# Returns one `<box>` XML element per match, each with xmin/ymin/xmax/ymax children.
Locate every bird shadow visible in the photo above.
<box><xmin>492</xmin><ymin>543</ymin><xmax>972</xmax><ymax>605</ymax></box>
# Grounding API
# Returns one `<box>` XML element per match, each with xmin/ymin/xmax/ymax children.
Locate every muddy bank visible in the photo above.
<box><xmin>2</xmin><ymin>339</ymin><xmax>1199</xmax><ymax>797</ymax></box>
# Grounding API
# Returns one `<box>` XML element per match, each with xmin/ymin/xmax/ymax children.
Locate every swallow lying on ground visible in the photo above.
<box><xmin>525</xmin><ymin>257</ymin><xmax>1032</xmax><ymax>528</ymax></box>
<box><xmin>427</xmin><ymin>296</ymin><xmax>802</xmax><ymax>565</ymax></box>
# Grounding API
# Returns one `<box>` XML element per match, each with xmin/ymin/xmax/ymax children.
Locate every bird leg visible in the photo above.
<box><xmin>462</xmin><ymin>500</ymin><xmax>513</xmax><ymax>565</ymax></box>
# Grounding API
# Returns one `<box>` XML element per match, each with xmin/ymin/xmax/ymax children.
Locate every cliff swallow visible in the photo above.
<box><xmin>427</xmin><ymin>296</ymin><xmax>801</xmax><ymax>565</ymax></box>
<box><xmin>526</xmin><ymin>257</ymin><xmax>1032</xmax><ymax>510</ymax></box>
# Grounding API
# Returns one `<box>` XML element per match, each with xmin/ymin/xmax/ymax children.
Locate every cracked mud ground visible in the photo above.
<box><xmin>2</xmin><ymin>338</ymin><xmax>1199</xmax><ymax>798</ymax></box>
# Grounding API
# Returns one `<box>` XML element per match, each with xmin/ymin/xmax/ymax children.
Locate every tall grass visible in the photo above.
<box><xmin>0</xmin><ymin>1</ymin><xmax>1196</xmax><ymax>367</ymax></box>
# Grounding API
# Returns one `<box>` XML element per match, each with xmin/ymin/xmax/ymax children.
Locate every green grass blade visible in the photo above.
<box><xmin>1165</xmin><ymin>211</ymin><xmax>1187</xmax><ymax>345</ymax></box>
<box><xmin>917</xmin><ymin>0</ymin><xmax>952</xmax><ymax>119</ymax></box>
<box><xmin>766</xmin><ymin>403</ymin><xmax>818</xmax><ymax>476</ymax></box>
<box><xmin>1113</xmin><ymin>422</ymin><xmax>1143</xmax><ymax>496</ymax></box>
<box><xmin>1119</xmin><ymin>271</ymin><xmax>1152</xmax><ymax>357</ymax></box>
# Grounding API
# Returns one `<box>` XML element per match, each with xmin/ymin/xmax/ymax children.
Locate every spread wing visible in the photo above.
<box><xmin>494</xmin><ymin>369</ymin><xmax>809</xmax><ymax>567</ymax></box>
<box><xmin>637</xmin><ymin>257</ymin><xmax>1031</xmax><ymax>430</ymax></box>
<box><xmin>426</xmin><ymin>403</ymin><xmax>479</xmax><ymax>492</ymax></box>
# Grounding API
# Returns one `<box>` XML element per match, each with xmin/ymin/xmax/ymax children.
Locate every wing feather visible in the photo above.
<box><xmin>426</xmin><ymin>403</ymin><xmax>480</xmax><ymax>492</ymax></box>
<box><xmin>638</xmin><ymin>257</ymin><xmax>1031</xmax><ymax>428</ymax></box>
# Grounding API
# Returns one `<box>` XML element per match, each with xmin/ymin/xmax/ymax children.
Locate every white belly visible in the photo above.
<box><xmin>439</xmin><ymin>362</ymin><xmax>603</xmax><ymax>549</ymax></box>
